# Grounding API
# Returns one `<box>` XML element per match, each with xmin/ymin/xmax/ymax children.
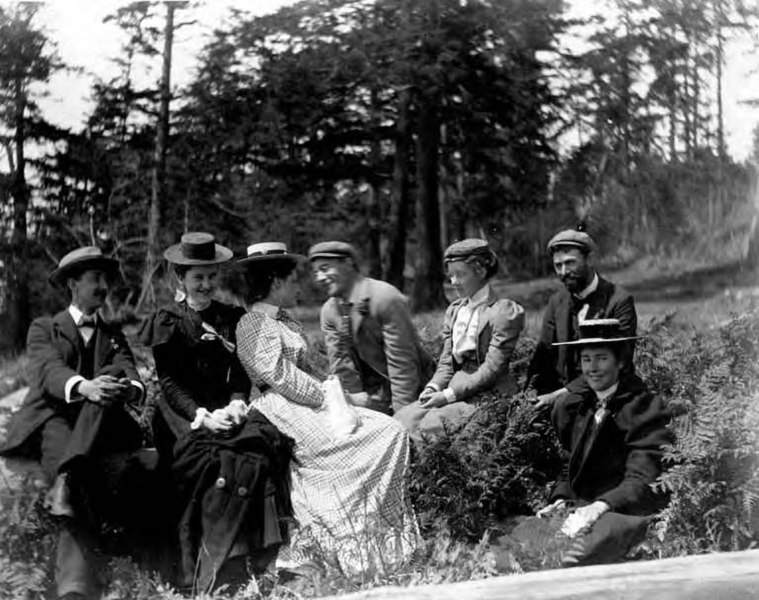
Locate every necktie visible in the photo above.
<box><xmin>78</xmin><ymin>315</ymin><xmax>97</xmax><ymax>327</ymax></box>
<box><xmin>338</xmin><ymin>301</ymin><xmax>353</xmax><ymax>345</ymax></box>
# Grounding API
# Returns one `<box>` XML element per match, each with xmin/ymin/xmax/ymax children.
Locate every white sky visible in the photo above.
<box><xmin>4</xmin><ymin>0</ymin><xmax>759</xmax><ymax>160</ymax></box>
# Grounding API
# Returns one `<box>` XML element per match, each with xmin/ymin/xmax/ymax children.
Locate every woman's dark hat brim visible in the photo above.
<box><xmin>163</xmin><ymin>244</ymin><xmax>233</xmax><ymax>266</ymax></box>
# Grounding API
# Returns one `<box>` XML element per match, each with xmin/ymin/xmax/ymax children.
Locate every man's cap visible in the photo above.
<box><xmin>547</xmin><ymin>229</ymin><xmax>596</xmax><ymax>254</ymax></box>
<box><xmin>444</xmin><ymin>238</ymin><xmax>494</xmax><ymax>262</ymax></box>
<box><xmin>164</xmin><ymin>232</ymin><xmax>233</xmax><ymax>266</ymax></box>
<box><xmin>552</xmin><ymin>318</ymin><xmax>638</xmax><ymax>347</ymax></box>
<box><xmin>49</xmin><ymin>246</ymin><xmax>120</xmax><ymax>285</ymax></box>
<box><xmin>238</xmin><ymin>241</ymin><xmax>304</xmax><ymax>266</ymax></box>
<box><xmin>308</xmin><ymin>241</ymin><xmax>358</xmax><ymax>262</ymax></box>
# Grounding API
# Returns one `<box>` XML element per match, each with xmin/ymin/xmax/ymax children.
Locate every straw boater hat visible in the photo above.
<box><xmin>239</xmin><ymin>242</ymin><xmax>304</xmax><ymax>267</ymax></box>
<box><xmin>49</xmin><ymin>246</ymin><xmax>120</xmax><ymax>285</ymax></box>
<box><xmin>553</xmin><ymin>318</ymin><xmax>639</xmax><ymax>347</ymax></box>
<box><xmin>163</xmin><ymin>232</ymin><xmax>233</xmax><ymax>266</ymax></box>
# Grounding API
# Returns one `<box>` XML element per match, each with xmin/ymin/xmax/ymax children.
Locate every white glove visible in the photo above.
<box><xmin>561</xmin><ymin>501</ymin><xmax>610</xmax><ymax>538</ymax></box>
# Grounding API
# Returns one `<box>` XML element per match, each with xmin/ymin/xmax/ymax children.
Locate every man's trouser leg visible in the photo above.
<box><xmin>40</xmin><ymin>415</ymin><xmax>98</xmax><ymax>598</ymax></box>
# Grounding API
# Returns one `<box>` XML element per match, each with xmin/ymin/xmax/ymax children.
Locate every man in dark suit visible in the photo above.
<box><xmin>309</xmin><ymin>241</ymin><xmax>434</xmax><ymax>414</ymax></box>
<box><xmin>1</xmin><ymin>246</ymin><xmax>145</xmax><ymax>600</ymax></box>
<box><xmin>526</xmin><ymin>229</ymin><xmax>637</xmax><ymax>408</ymax></box>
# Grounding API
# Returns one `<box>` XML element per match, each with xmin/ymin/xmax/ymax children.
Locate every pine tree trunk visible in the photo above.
<box><xmin>411</xmin><ymin>93</ymin><xmax>447</xmax><ymax>311</ymax></box>
<box><xmin>386</xmin><ymin>86</ymin><xmax>412</xmax><ymax>290</ymax></box>
<box><xmin>138</xmin><ymin>3</ymin><xmax>175</xmax><ymax>311</ymax></box>
<box><xmin>715</xmin><ymin>0</ymin><xmax>726</xmax><ymax>161</ymax></box>
<box><xmin>10</xmin><ymin>81</ymin><xmax>29</xmax><ymax>351</ymax></box>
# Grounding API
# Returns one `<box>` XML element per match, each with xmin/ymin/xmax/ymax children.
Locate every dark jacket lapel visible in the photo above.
<box><xmin>348</xmin><ymin>276</ymin><xmax>371</xmax><ymax>340</ymax></box>
<box><xmin>94</xmin><ymin>318</ymin><xmax>114</xmax><ymax>374</ymax></box>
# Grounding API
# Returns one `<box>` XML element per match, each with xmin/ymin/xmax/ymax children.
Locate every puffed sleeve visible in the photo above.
<box><xmin>140</xmin><ymin>309</ymin><xmax>201</xmax><ymax>421</ymax></box>
<box><xmin>236</xmin><ymin>311</ymin><xmax>324</xmax><ymax>408</ymax></box>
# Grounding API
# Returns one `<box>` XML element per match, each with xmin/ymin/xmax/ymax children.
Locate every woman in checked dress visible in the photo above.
<box><xmin>235</xmin><ymin>241</ymin><xmax>418</xmax><ymax>574</ymax></box>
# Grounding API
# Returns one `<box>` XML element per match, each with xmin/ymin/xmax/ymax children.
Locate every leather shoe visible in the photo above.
<box><xmin>46</xmin><ymin>472</ymin><xmax>75</xmax><ymax>518</ymax></box>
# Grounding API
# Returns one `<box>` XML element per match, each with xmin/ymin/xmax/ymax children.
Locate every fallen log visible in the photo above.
<box><xmin>322</xmin><ymin>549</ymin><xmax>759</xmax><ymax>600</ymax></box>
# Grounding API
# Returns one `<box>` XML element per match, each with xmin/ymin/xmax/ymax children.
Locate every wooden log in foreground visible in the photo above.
<box><xmin>324</xmin><ymin>550</ymin><xmax>759</xmax><ymax>600</ymax></box>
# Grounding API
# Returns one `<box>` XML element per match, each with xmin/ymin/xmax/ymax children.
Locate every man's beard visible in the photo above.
<box><xmin>561</xmin><ymin>273</ymin><xmax>585</xmax><ymax>293</ymax></box>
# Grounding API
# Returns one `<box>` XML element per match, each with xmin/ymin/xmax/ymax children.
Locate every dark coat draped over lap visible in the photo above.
<box><xmin>172</xmin><ymin>411</ymin><xmax>293</xmax><ymax>591</ymax></box>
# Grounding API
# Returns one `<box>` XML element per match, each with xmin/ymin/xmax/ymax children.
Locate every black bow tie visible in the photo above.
<box><xmin>78</xmin><ymin>315</ymin><xmax>97</xmax><ymax>327</ymax></box>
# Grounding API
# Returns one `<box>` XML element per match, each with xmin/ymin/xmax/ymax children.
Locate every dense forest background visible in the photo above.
<box><xmin>1</xmin><ymin>0</ymin><xmax>758</xmax><ymax>353</ymax></box>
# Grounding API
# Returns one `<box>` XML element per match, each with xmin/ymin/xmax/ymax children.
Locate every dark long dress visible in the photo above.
<box><xmin>140</xmin><ymin>299</ymin><xmax>293</xmax><ymax>591</ymax></box>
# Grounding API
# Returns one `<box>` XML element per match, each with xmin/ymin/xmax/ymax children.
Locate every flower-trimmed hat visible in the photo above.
<box><xmin>164</xmin><ymin>232</ymin><xmax>233</xmax><ymax>266</ymax></box>
<box><xmin>238</xmin><ymin>242</ymin><xmax>305</xmax><ymax>266</ymax></box>
<box><xmin>553</xmin><ymin>318</ymin><xmax>638</xmax><ymax>347</ymax></box>
<box><xmin>49</xmin><ymin>246</ymin><xmax>120</xmax><ymax>285</ymax></box>
<box><xmin>546</xmin><ymin>229</ymin><xmax>596</xmax><ymax>255</ymax></box>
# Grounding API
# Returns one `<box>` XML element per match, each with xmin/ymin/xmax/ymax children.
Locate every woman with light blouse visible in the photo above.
<box><xmin>395</xmin><ymin>238</ymin><xmax>525</xmax><ymax>443</ymax></box>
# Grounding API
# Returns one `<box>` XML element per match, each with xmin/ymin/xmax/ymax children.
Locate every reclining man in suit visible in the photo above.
<box><xmin>1</xmin><ymin>246</ymin><xmax>145</xmax><ymax>600</ymax></box>
<box><xmin>309</xmin><ymin>241</ymin><xmax>434</xmax><ymax>415</ymax></box>
<box><xmin>526</xmin><ymin>228</ymin><xmax>637</xmax><ymax>408</ymax></box>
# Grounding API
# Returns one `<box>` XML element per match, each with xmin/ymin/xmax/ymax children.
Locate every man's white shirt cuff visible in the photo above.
<box><xmin>64</xmin><ymin>375</ymin><xmax>86</xmax><ymax>403</ymax></box>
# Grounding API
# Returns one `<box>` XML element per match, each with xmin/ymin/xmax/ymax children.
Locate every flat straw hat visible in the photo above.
<box><xmin>552</xmin><ymin>318</ymin><xmax>639</xmax><ymax>347</ymax></box>
<box><xmin>238</xmin><ymin>241</ymin><xmax>305</xmax><ymax>266</ymax></box>
<box><xmin>163</xmin><ymin>232</ymin><xmax>233</xmax><ymax>266</ymax></box>
<box><xmin>49</xmin><ymin>246</ymin><xmax>120</xmax><ymax>285</ymax></box>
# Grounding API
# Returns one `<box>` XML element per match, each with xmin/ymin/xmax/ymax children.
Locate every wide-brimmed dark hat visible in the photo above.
<box><xmin>553</xmin><ymin>318</ymin><xmax>638</xmax><ymax>347</ymax></box>
<box><xmin>49</xmin><ymin>246</ymin><xmax>120</xmax><ymax>285</ymax></box>
<box><xmin>547</xmin><ymin>229</ymin><xmax>596</xmax><ymax>254</ymax></box>
<box><xmin>238</xmin><ymin>242</ymin><xmax>305</xmax><ymax>266</ymax></box>
<box><xmin>307</xmin><ymin>241</ymin><xmax>358</xmax><ymax>263</ymax></box>
<box><xmin>164</xmin><ymin>232</ymin><xmax>233</xmax><ymax>266</ymax></box>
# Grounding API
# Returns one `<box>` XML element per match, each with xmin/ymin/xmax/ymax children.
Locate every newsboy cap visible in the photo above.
<box><xmin>546</xmin><ymin>229</ymin><xmax>596</xmax><ymax>254</ymax></box>
<box><xmin>444</xmin><ymin>238</ymin><xmax>493</xmax><ymax>262</ymax></box>
<box><xmin>308</xmin><ymin>241</ymin><xmax>358</xmax><ymax>262</ymax></box>
<box><xmin>49</xmin><ymin>246</ymin><xmax>120</xmax><ymax>285</ymax></box>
